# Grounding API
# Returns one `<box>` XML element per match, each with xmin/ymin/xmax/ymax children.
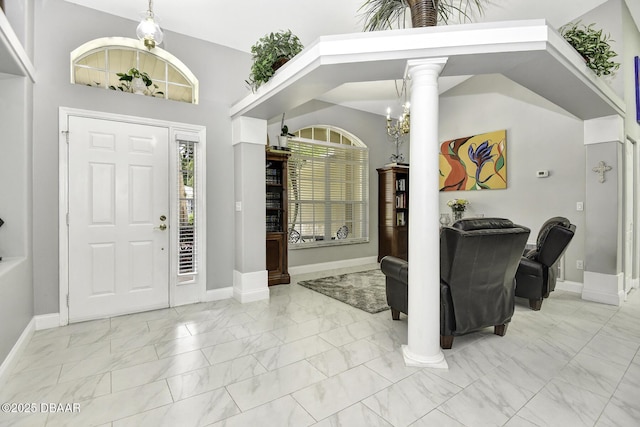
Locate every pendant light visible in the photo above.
<box><xmin>136</xmin><ymin>0</ymin><xmax>163</xmax><ymax>49</ymax></box>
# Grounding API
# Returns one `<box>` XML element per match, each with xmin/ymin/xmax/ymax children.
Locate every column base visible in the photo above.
<box><xmin>582</xmin><ymin>271</ymin><xmax>624</xmax><ymax>306</ymax></box>
<box><xmin>233</xmin><ymin>269</ymin><xmax>269</xmax><ymax>303</ymax></box>
<box><xmin>402</xmin><ymin>344</ymin><xmax>448</xmax><ymax>369</ymax></box>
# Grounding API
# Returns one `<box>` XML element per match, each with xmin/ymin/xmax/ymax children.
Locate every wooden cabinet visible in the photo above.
<box><xmin>266</xmin><ymin>149</ymin><xmax>290</xmax><ymax>285</ymax></box>
<box><xmin>377</xmin><ymin>165</ymin><xmax>409</xmax><ymax>262</ymax></box>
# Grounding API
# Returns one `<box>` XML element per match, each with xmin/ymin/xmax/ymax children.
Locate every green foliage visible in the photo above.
<box><xmin>246</xmin><ymin>30</ymin><xmax>304</xmax><ymax>91</ymax></box>
<box><xmin>359</xmin><ymin>0</ymin><xmax>487</xmax><ymax>31</ymax></box>
<box><xmin>560</xmin><ymin>21</ymin><xmax>620</xmax><ymax>77</ymax></box>
<box><xmin>109</xmin><ymin>67</ymin><xmax>165</xmax><ymax>97</ymax></box>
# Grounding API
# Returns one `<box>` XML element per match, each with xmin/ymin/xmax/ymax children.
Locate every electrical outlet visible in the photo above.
<box><xmin>576</xmin><ymin>202</ymin><xmax>584</xmax><ymax>211</ymax></box>
<box><xmin>576</xmin><ymin>260</ymin><xmax>584</xmax><ymax>270</ymax></box>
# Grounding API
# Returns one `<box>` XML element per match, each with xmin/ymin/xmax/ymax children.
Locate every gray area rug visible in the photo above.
<box><xmin>297</xmin><ymin>269</ymin><xmax>389</xmax><ymax>314</ymax></box>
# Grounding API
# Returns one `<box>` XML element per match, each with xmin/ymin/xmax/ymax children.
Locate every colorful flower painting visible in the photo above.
<box><xmin>439</xmin><ymin>130</ymin><xmax>507</xmax><ymax>191</ymax></box>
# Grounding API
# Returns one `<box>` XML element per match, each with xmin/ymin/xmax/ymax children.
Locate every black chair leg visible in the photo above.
<box><xmin>440</xmin><ymin>335</ymin><xmax>454</xmax><ymax>349</ymax></box>
<box><xmin>391</xmin><ymin>308</ymin><xmax>400</xmax><ymax>320</ymax></box>
<box><xmin>494</xmin><ymin>324</ymin><xmax>508</xmax><ymax>336</ymax></box>
<box><xmin>529</xmin><ymin>299</ymin><xmax>542</xmax><ymax>311</ymax></box>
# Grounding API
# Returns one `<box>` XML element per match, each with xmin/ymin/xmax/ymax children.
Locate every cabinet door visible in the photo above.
<box><xmin>266</xmin><ymin>233</ymin><xmax>285</xmax><ymax>274</ymax></box>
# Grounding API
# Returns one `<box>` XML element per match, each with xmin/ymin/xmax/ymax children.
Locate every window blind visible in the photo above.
<box><xmin>177</xmin><ymin>137</ymin><xmax>198</xmax><ymax>276</ymax></box>
<box><xmin>288</xmin><ymin>127</ymin><xmax>368</xmax><ymax>246</ymax></box>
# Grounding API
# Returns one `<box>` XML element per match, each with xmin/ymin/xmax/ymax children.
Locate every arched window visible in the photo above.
<box><xmin>71</xmin><ymin>37</ymin><xmax>198</xmax><ymax>104</ymax></box>
<box><xmin>288</xmin><ymin>125</ymin><xmax>369</xmax><ymax>247</ymax></box>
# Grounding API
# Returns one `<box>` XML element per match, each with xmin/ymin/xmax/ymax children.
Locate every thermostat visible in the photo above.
<box><xmin>536</xmin><ymin>170</ymin><xmax>549</xmax><ymax>178</ymax></box>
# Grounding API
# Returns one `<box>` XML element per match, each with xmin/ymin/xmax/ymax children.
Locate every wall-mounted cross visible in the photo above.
<box><xmin>592</xmin><ymin>161</ymin><xmax>612</xmax><ymax>183</ymax></box>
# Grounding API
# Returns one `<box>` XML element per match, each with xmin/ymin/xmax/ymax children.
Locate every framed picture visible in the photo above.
<box><xmin>636</xmin><ymin>56</ymin><xmax>640</xmax><ymax>123</ymax></box>
<box><xmin>439</xmin><ymin>129</ymin><xmax>507</xmax><ymax>191</ymax></box>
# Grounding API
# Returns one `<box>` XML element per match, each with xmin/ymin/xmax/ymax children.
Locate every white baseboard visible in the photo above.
<box><xmin>35</xmin><ymin>313</ymin><xmax>61</xmax><ymax>330</ymax></box>
<box><xmin>555</xmin><ymin>280</ymin><xmax>583</xmax><ymax>294</ymax></box>
<box><xmin>0</xmin><ymin>318</ymin><xmax>35</xmax><ymax>384</ymax></box>
<box><xmin>233</xmin><ymin>270</ymin><xmax>269</xmax><ymax>303</ymax></box>
<box><xmin>582</xmin><ymin>271</ymin><xmax>624</xmax><ymax>306</ymax></box>
<box><xmin>204</xmin><ymin>287</ymin><xmax>233</xmax><ymax>302</ymax></box>
<box><xmin>288</xmin><ymin>256</ymin><xmax>378</xmax><ymax>276</ymax></box>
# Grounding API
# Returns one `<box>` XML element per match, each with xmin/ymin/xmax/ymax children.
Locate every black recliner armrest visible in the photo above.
<box><xmin>380</xmin><ymin>256</ymin><xmax>408</xmax><ymax>283</ymax></box>
<box><xmin>516</xmin><ymin>257</ymin><xmax>544</xmax><ymax>278</ymax></box>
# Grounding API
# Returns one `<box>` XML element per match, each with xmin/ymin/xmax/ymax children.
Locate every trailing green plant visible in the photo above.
<box><xmin>246</xmin><ymin>30</ymin><xmax>304</xmax><ymax>91</ymax></box>
<box><xmin>560</xmin><ymin>21</ymin><xmax>620</xmax><ymax>77</ymax></box>
<box><xmin>109</xmin><ymin>67</ymin><xmax>164</xmax><ymax>97</ymax></box>
<box><xmin>359</xmin><ymin>0</ymin><xmax>487</xmax><ymax>31</ymax></box>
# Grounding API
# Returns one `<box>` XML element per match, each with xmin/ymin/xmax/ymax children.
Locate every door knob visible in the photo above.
<box><xmin>155</xmin><ymin>224</ymin><xmax>167</xmax><ymax>231</ymax></box>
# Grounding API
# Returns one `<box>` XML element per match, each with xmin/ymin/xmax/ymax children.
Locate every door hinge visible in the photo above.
<box><xmin>61</xmin><ymin>130</ymin><xmax>69</xmax><ymax>144</ymax></box>
<box><xmin>66</xmin><ymin>294</ymin><xmax>69</xmax><ymax>308</ymax></box>
<box><xmin>66</xmin><ymin>212</ymin><xmax>69</xmax><ymax>226</ymax></box>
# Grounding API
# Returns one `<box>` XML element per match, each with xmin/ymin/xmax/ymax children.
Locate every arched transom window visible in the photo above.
<box><xmin>288</xmin><ymin>125</ymin><xmax>369</xmax><ymax>247</ymax></box>
<box><xmin>71</xmin><ymin>37</ymin><xmax>198</xmax><ymax>104</ymax></box>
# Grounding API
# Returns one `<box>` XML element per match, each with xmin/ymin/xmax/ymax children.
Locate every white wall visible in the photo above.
<box><xmin>438</xmin><ymin>74</ymin><xmax>586</xmax><ymax>283</ymax></box>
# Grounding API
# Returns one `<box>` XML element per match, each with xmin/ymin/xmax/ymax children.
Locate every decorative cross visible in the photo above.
<box><xmin>592</xmin><ymin>161</ymin><xmax>612</xmax><ymax>183</ymax></box>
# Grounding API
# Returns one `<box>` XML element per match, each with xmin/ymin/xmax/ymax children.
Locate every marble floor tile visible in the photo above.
<box><xmin>411</xmin><ymin>409</ymin><xmax>467</xmax><ymax>427</ymax></box>
<box><xmin>318</xmin><ymin>319</ymin><xmax>391</xmax><ymax>348</ymax></box>
<box><xmin>307</xmin><ymin>338</ymin><xmax>389</xmax><ymax>377</ymax></box>
<box><xmin>272</xmin><ymin>317</ymin><xmax>341</xmax><ymax>343</ymax></box>
<box><xmin>200</xmin><ymin>332</ymin><xmax>282</xmax><ymax>365</ymax></box>
<box><xmin>363</xmin><ymin>370</ymin><xmax>461</xmax><ymax>427</ymax></box>
<box><xmin>364</xmin><ymin>350</ymin><xmax>420</xmax><ymax>383</ymax></box>
<box><xmin>210</xmin><ymin>395</ymin><xmax>315</xmax><ymax>427</ymax></box>
<box><xmin>557</xmin><ymin>352</ymin><xmax>627</xmax><ymax>398</ymax></box>
<box><xmin>292</xmin><ymin>365</ymin><xmax>392</xmax><ymax>421</ymax></box>
<box><xmin>14</xmin><ymin>341</ymin><xmax>111</xmax><ymax>372</ymax></box>
<box><xmin>1</xmin><ymin>373</ymin><xmax>111</xmax><ymax>407</ymax></box>
<box><xmin>226</xmin><ymin>360</ymin><xmax>326</xmax><ymax>410</ymax></box>
<box><xmin>58</xmin><ymin>346</ymin><xmax>158</xmax><ymax>383</ymax></box>
<box><xmin>516</xmin><ymin>378</ymin><xmax>609</xmax><ymax>427</ymax></box>
<box><xmin>167</xmin><ymin>355</ymin><xmax>267</xmax><ymax>401</ymax></box>
<box><xmin>109</xmin><ymin>307</ymin><xmax>180</xmax><ymax>328</ymax></box>
<box><xmin>183</xmin><ymin>312</ymin><xmax>256</xmax><ymax>335</ymax></box>
<box><xmin>253</xmin><ymin>335</ymin><xmax>335</xmax><ymax>371</ymax></box>
<box><xmin>112</xmin><ymin>387</ymin><xmax>239</xmax><ymax>427</ymax></box>
<box><xmin>110</xmin><ymin>324</ymin><xmax>191</xmax><ymax>353</ymax></box>
<box><xmin>0</xmin><ymin>364</ymin><xmax>62</xmax><ymax>399</ymax></box>
<box><xmin>438</xmin><ymin>369</ymin><xmax>535</xmax><ymax>427</ymax></box>
<box><xmin>45</xmin><ymin>381</ymin><xmax>173</xmax><ymax>427</ymax></box>
<box><xmin>154</xmin><ymin>327</ymin><xmax>237</xmax><ymax>358</ymax></box>
<box><xmin>313</xmin><ymin>402</ymin><xmax>393</xmax><ymax>427</ymax></box>
<box><xmin>3</xmin><ymin>268</ymin><xmax>640</xmax><ymax>427</ymax></box>
<box><xmin>111</xmin><ymin>350</ymin><xmax>210</xmax><ymax>391</ymax></box>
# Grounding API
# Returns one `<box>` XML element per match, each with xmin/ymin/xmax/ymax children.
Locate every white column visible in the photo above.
<box><xmin>403</xmin><ymin>58</ymin><xmax>448</xmax><ymax>369</ymax></box>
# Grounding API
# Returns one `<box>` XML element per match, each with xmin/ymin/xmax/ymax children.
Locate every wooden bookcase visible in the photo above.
<box><xmin>377</xmin><ymin>165</ymin><xmax>409</xmax><ymax>262</ymax></box>
<box><xmin>265</xmin><ymin>148</ymin><xmax>290</xmax><ymax>285</ymax></box>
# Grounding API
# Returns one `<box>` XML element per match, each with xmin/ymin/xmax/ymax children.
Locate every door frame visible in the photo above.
<box><xmin>59</xmin><ymin>107</ymin><xmax>207</xmax><ymax>325</ymax></box>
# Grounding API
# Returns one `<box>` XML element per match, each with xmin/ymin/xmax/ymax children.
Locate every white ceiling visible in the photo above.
<box><xmin>63</xmin><ymin>0</ymin><xmax>640</xmax><ymax>117</ymax></box>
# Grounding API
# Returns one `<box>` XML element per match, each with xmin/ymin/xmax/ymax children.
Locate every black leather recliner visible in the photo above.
<box><xmin>515</xmin><ymin>217</ymin><xmax>576</xmax><ymax>310</ymax></box>
<box><xmin>381</xmin><ymin>218</ymin><xmax>530</xmax><ymax>349</ymax></box>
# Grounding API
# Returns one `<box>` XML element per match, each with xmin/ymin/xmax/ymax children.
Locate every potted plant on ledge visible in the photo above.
<box><xmin>359</xmin><ymin>0</ymin><xmax>487</xmax><ymax>31</ymax></box>
<box><xmin>246</xmin><ymin>30</ymin><xmax>304</xmax><ymax>92</ymax></box>
<box><xmin>560</xmin><ymin>21</ymin><xmax>620</xmax><ymax>77</ymax></box>
<box><xmin>109</xmin><ymin>67</ymin><xmax>164</xmax><ymax>97</ymax></box>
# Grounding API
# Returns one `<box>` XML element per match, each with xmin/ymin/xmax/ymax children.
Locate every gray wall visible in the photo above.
<box><xmin>32</xmin><ymin>0</ymin><xmax>251</xmax><ymax>315</ymax></box>
<box><xmin>438</xmin><ymin>75</ymin><xmax>586</xmax><ymax>283</ymax></box>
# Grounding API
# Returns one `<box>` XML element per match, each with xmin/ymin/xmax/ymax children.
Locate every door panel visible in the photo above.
<box><xmin>68</xmin><ymin>116</ymin><xmax>169</xmax><ymax>322</ymax></box>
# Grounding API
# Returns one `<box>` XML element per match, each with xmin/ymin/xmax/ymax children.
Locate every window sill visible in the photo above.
<box><xmin>290</xmin><ymin>238</ymin><xmax>369</xmax><ymax>250</ymax></box>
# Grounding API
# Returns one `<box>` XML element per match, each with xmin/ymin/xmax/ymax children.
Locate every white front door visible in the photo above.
<box><xmin>68</xmin><ymin>116</ymin><xmax>170</xmax><ymax>322</ymax></box>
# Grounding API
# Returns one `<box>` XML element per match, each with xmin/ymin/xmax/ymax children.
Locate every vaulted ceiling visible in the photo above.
<box><xmin>62</xmin><ymin>0</ymin><xmax>639</xmax><ymax>118</ymax></box>
<box><xmin>64</xmin><ymin>0</ymin><xmax>639</xmax><ymax>53</ymax></box>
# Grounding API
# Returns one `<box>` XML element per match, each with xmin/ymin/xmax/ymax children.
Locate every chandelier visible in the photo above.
<box><xmin>386</xmin><ymin>102</ymin><xmax>410</xmax><ymax>163</ymax></box>
<box><xmin>136</xmin><ymin>0</ymin><xmax>164</xmax><ymax>50</ymax></box>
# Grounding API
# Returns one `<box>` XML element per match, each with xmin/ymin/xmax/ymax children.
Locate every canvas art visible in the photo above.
<box><xmin>439</xmin><ymin>129</ymin><xmax>507</xmax><ymax>191</ymax></box>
